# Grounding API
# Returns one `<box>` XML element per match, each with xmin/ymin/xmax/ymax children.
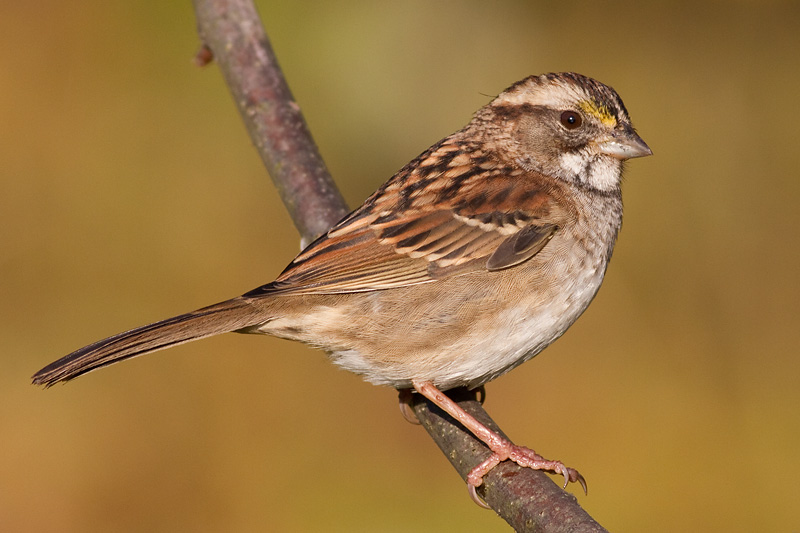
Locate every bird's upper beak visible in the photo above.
<box><xmin>597</xmin><ymin>128</ymin><xmax>652</xmax><ymax>160</ymax></box>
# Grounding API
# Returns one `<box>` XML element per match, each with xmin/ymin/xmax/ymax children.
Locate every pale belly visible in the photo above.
<box><xmin>323</xmin><ymin>258</ymin><xmax>607</xmax><ymax>390</ymax></box>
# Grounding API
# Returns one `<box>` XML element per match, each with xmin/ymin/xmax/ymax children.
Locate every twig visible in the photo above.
<box><xmin>193</xmin><ymin>0</ymin><xmax>349</xmax><ymax>241</ymax></box>
<box><xmin>191</xmin><ymin>1</ymin><xmax>607</xmax><ymax>530</ymax></box>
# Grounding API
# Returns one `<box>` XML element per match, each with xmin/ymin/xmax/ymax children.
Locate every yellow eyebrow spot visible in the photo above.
<box><xmin>578</xmin><ymin>100</ymin><xmax>617</xmax><ymax>127</ymax></box>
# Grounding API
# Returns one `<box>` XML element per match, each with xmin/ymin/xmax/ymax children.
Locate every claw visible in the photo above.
<box><xmin>577</xmin><ymin>473</ymin><xmax>588</xmax><ymax>495</ymax></box>
<box><xmin>475</xmin><ymin>385</ymin><xmax>486</xmax><ymax>404</ymax></box>
<box><xmin>468</xmin><ymin>483</ymin><xmax>491</xmax><ymax>509</ymax></box>
<box><xmin>397</xmin><ymin>389</ymin><xmax>421</xmax><ymax>425</ymax></box>
<box><xmin>556</xmin><ymin>463</ymin><xmax>586</xmax><ymax>493</ymax></box>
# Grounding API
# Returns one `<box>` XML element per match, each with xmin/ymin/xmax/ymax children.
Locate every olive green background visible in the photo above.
<box><xmin>2</xmin><ymin>1</ymin><xmax>798</xmax><ymax>531</ymax></box>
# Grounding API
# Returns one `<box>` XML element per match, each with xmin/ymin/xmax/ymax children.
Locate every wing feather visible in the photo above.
<box><xmin>263</xmin><ymin>141</ymin><xmax>572</xmax><ymax>296</ymax></box>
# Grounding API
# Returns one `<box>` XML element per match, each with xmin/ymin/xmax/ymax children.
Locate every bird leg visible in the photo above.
<box><xmin>411</xmin><ymin>379</ymin><xmax>586</xmax><ymax>506</ymax></box>
<box><xmin>399</xmin><ymin>385</ymin><xmax>486</xmax><ymax>425</ymax></box>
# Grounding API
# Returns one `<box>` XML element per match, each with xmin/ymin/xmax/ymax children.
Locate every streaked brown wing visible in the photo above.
<box><xmin>269</xmin><ymin>205</ymin><xmax>564</xmax><ymax>296</ymax></box>
<box><xmin>264</xmin><ymin>140</ymin><xmax>570</xmax><ymax>295</ymax></box>
<box><xmin>268</xmin><ymin>226</ymin><xmax>436</xmax><ymax>293</ymax></box>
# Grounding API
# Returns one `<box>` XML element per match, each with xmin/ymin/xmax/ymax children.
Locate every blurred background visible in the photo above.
<box><xmin>2</xmin><ymin>1</ymin><xmax>799</xmax><ymax>531</ymax></box>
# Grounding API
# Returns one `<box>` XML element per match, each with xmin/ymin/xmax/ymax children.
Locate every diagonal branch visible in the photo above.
<box><xmin>192</xmin><ymin>0</ymin><xmax>349</xmax><ymax>242</ymax></box>
<box><xmin>191</xmin><ymin>1</ymin><xmax>607</xmax><ymax>530</ymax></box>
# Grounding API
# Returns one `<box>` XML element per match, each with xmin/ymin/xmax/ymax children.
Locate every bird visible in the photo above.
<box><xmin>33</xmin><ymin>72</ymin><xmax>651</xmax><ymax>504</ymax></box>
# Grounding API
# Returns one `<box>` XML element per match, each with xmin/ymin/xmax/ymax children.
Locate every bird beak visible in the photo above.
<box><xmin>597</xmin><ymin>129</ymin><xmax>652</xmax><ymax>160</ymax></box>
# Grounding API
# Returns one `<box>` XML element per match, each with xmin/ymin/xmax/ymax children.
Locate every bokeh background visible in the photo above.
<box><xmin>2</xmin><ymin>1</ymin><xmax>799</xmax><ymax>531</ymax></box>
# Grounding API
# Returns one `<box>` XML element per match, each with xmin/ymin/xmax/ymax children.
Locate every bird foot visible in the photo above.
<box><xmin>467</xmin><ymin>439</ymin><xmax>586</xmax><ymax>492</ymax></box>
<box><xmin>410</xmin><ymin>379</ymin><xmax>586</xmax><ymax>509</ymax></box>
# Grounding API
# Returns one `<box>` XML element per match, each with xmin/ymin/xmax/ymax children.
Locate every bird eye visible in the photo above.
<box><xmin>560</xmin><ymin>110</ymin><xmax>582</xmax><ymax>130</ymax></box>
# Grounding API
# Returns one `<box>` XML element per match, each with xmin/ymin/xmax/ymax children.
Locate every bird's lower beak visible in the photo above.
<box><xmin>597</xmin><ymin>130</ymin><xmax>652</xmax><ymax>160</ymax></box>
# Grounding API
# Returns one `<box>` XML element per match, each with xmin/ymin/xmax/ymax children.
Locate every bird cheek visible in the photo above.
<box><xmin>511</xmin><ymin>116</ymin><xmax>549</xmax><ymax>155</ymax></box>
<box><xmin>557</xmin><ymin>150</ymin><xmax>587</xmax><ymax>178</ymax></box>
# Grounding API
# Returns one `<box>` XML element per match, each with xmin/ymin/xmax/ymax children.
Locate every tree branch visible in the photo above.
<box><xmin>191</xmin><ymin>1</ymin><xmax>607</xmax><ymax>530</ymax></box>
<box><xmin>193</xmin><ymin>0</ymin><xmax>349</xmax><ymax>242</ymax></box>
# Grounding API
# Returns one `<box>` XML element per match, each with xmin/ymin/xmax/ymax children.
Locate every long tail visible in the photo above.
<box><xmin>32</xmin><ymin>297</ymin><xmax>264</xmax><ymax>387</ymax></box>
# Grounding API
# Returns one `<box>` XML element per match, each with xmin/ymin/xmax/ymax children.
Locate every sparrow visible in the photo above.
<box><xmin>33</xmin><ymin>72</ymin><xmax>651</xmax><ymax>504</ymax></box>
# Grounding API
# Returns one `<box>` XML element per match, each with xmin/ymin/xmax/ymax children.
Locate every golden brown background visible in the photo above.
<box><xmin>2</xmin><ymin>1</ymin><xmax>799</xmax><ymax>531</ymax></box>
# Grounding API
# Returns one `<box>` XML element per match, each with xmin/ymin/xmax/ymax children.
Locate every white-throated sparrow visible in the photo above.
<box><xmin>33</xmin><ymin>72</ymin><xmax>651</xmax><ymax>501</ymax></box>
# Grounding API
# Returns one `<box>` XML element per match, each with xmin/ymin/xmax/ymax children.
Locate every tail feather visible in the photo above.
<box><xmin>32</xmin><ymin>297</ymin><xmax>262</xmax><ymax>387</ymax></box>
